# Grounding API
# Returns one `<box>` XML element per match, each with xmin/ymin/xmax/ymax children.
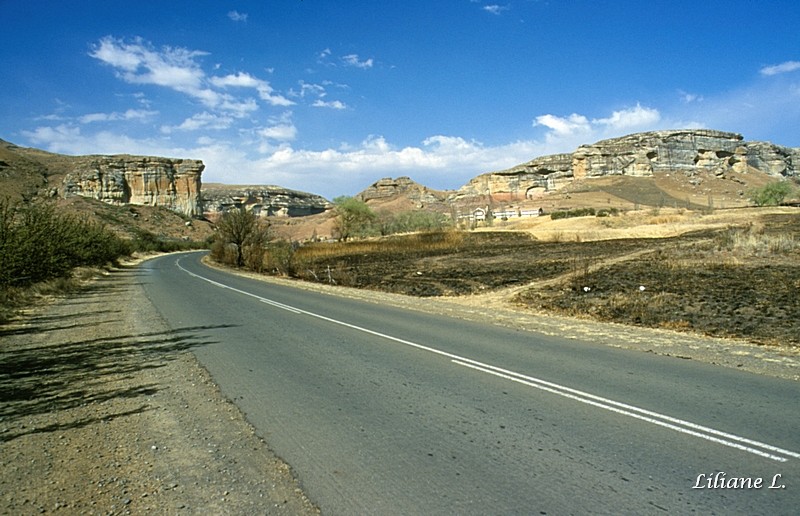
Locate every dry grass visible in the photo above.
<box><xmin>295</xmin><ymin>230</ymin><xmax>465</xmax><ymax>261</ymax></box>
<box><xmin>493</xmin><ymin>206</ymin><xmax>798</xmax><ymax>243</ymax></box>
<box><xmin>716</xmin><ymin>225</ymin><xmax>798</xmax><ymax>257</ymax></box>
<box><xmin>0</xmin><ymin>268</ymin><xmax>104</xmax><ymax>324</ymax></box>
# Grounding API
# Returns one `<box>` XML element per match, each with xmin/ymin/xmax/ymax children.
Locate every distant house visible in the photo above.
<box><xmin>457</xmin><ymin>206</ymin><xmax>543</xmax><ymax>223</ymax></box>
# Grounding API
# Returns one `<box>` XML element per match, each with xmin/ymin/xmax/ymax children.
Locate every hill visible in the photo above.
<box><xmin>2</xmin><ymin>129</ymin><xmax>798</xmax><ymax>242</ymax></box>
<box><xmin>0</xmin><ymin>139</ymin><xmax>213</xmax><ymax>242</ymax></box>
<box><xmin>270</xmin><ymin>130</ymin><xmax>800</xmax><ymax>240</ymax></box>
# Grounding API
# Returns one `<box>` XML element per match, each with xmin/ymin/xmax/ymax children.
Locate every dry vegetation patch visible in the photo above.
<box><xmin>260</xmin><ymin>208</ymin><xmax>800</xmax><ymax>348</ymax></box>
<box><xmin>516</xmin><ymin>216</ymin><xmax>800</xmax><ymax>346</ymax></box>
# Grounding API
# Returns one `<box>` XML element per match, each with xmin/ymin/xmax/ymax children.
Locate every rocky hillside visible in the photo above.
<box><xmin>201</xmin><ymin>183</ymin><xmax>330</xmax><ymax>220</ymax></box>
<box><xmin>356</xmin><ymin>176</ymin><xmax>450</xmax><ymax>210</ymax></box>
<box><xmin>454</xmin><ymin>129</ymin><xmax>800</xmax><ymax>202</ymax></box>
<box><xmin>0</xmin><ymin>139</ymin><xmax>203</xmax><ymax>217</ymax></box>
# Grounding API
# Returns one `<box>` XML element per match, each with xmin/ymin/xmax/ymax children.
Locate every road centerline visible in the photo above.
<box><xmin>175</xmin><ymin>255</ymin><xmax>799</xmax><ymax>463</ymax></box>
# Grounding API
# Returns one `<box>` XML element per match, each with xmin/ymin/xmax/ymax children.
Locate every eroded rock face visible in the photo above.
<box><xmin>357</xmin><ymin>176</ymin><xmax>448</xmax><ymax>206</ymax></box>
<box><xmin>452</xmin><ymin>130</ymin><xmax>799</xmax><ymax>200</ymax></box>
<box><xmin>62</xmin><ymin>156</ymin><xmax>203</xmax><ymax>217</ymax></box>
<box><xmin>201</xmin><ymin>184</ymin><xmax>330</xmax><ymax>219</ymax></box>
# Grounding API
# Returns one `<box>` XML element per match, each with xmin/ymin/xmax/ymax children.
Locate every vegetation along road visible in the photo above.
<box><xmin>141</xmin><ymin>251</ymin><xmax>800</xmax><ymax>514</ymax></box>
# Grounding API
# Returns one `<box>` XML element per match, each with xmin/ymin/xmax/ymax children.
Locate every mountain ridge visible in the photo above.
<box><xmin>2</xmin><ymin>128</ymin><xmax>798</xmax><ymax>225</ymax></box>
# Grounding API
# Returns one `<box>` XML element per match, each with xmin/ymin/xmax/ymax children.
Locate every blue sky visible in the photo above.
<box><xmin>2</xmin><ymin>1</ymin><xmax>799</xmax><ymax>199</ymax></box>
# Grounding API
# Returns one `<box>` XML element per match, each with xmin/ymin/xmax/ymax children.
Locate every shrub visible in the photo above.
<box><xmin>596</xmin><ymin>208</ymin><xmax>620</xmax><ymax>217</ymax></box>
<box><xmin>550</xmin><ymin>207</ymin><xmax>596</xmax><ymax>220</ymax></box>
<box><xmin>263</xmin><ymin>240</ymin><xmax>296</xmax><ymax>275</ymax></box>
<box><xmin>332</xmin><ymin>196</ymin><xmax>377</xmax><ymax>241</ymax></box>
<box><xmin>376</xmin><ymin>210</ymin><xmax>449</xmax><ymax>235</ymax></box>
<box><xmin>0</xmin><ymin>199</ymin><xmax>130</xmax><ymax>287</ymax></box>
<box><xmin>748</xmin><ymin>182</ymin><xmax>793</xmax><ymax>206</ymax></box>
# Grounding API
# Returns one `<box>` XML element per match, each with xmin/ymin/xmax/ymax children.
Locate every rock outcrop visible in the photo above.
<box><xmin>62</xmin><ymin>156</ymin><xmax>203</xmax><ymax>217</ymax></box>
<box><xmin>201</xmin><ymin>184</ymin><xmax>330</xmax><ymax>219</ymax></box>
<box><xmin>357</xmin><ymin>177</ymin><xmax>448</xmax><ymax>207</ymax></box>
<box><xmin>453</xmin><ymin>129</ymin><xmax>800</xmax><ymax>201</ymax></box>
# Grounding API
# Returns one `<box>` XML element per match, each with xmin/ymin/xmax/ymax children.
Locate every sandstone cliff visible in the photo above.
<box><xmin>0</xmin><ymin>140</ymin><xmax>204</xmax><ymax>217</ymax></box>
<box><xmin>62</xmin><ymin>156</ymin><xmax>204</xmax><ymax>217</ymax></box>
<box><xmin>453</xmin><ymin>129</ymin><xmax>800</xmax><ymax>201</ymax></box>
<box><xmin>357</xmin><ymin>177</ymin><xmax>449</xmax><ymax>207</ymax></box>
<box><xmin>201</xmin><ymin>184</ymin><xmax>330</xmax><ymax>219</ymax></box>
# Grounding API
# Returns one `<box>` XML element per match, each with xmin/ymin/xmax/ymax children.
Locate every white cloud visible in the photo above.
<box><xmin>291</xmin><ymin>80</ymin><xmax>326</xmax><ymax>98</ymax></box>
<box><xmin>89</xmin><ymin>36</ymin><xmax>293</xmax><ymax>113</ymax></box>
<box><xmin>312</xmin><ymin>99</ymin><xmax>346</xmax><ymax>110</ymax></box>
<box><xmin>258</xmin><ymin>123</ymin><xmax>298</xmax><ymax>142</ymax></box>
<box><xmin>532</xmin><ymin>104</ymin><xmax>664</xmax><ymax>151</ymax></box>
<box><xmin>483</xmin><ymin>5</ymin><xmax>508</xmax><ymax>15</ymax></box>
<box><xmin>227</xmin><ymin>10</ymin><xmax>248</xmax><ymax>22</ymax></box>
<box><xmin>593</xmin><ymin>103</ymin><xmax>661</xmax><ymax>131</ymax></box>
<box><xmin>759</xmin><ymin>60</ymin><xmax>800</xmax><ymax>76</ymax></box>
<box><xmin>342</xmin><ymin>54</ymin><xmax>374</xmax><ymax>69</ymax></box>
<box><xmin>161</xmin><ymin>112</ymin><xmax>234</xmax><ymax>133</ymax></box>
<box><xmin>210</xmin><ymin>71</ymin><xmax>295</xmax><ymax>107</ymax></box>
<box><xmin>678</xmin><ymin>89</ymin><xmax>702</xmax><ymax>104</ymax></box>
<box><xmin>90</xmin><ymin>36</ymin><xmax>207</xmax><ymax>92</ymax></box>
<box><xmin>79</xmin><ymin>108</ymin><xmax>158</xmax><ymax>124</ymax></box>
<box><xmin>534</xmin><ymin>113</ymin><xmax>592</xmax><ymax>137</ymax></box>
<box><xmin>290</xmin><ymin>80</ymin><xmax>347</xmax><ymax>109</ymax></box>
<box><xmin>22</xmin><ymin>124</ymin><xmax>82</xmax><ymax>152</ymax></box>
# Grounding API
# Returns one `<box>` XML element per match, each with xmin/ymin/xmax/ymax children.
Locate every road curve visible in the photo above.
<box><xmin>139</xmin><ymin>251</ymin><xmax>800</xmax><ymax>514</ymax></box>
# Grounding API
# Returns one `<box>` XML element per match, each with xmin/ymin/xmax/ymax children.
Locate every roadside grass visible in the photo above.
<box><xmin>296</xmin><ymin>230</ymin><xmax>465</xmax><ymax>260</ymax></box>
<box><xmin>0</xmin><ymin>268</ymin><xmax>103</xmax><ymax>325</ymax></box>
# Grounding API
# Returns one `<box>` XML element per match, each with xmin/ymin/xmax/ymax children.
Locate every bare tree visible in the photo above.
<box><xmin>215</xmin><ymin>207</ymin><xmax>270</xmax><ymax>267</ymax></box>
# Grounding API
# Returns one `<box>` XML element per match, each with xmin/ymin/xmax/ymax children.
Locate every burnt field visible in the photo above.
<box><xmin>287</xmin><ymin>212</ymin><xmax>800</xmax><ymax>347</ymax></box>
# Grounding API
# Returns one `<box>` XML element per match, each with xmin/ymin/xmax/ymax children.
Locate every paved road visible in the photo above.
<box><xmin>140</xmin><ymin>252</ymin><xmax>800</xmax><ymax>514</ymax></box>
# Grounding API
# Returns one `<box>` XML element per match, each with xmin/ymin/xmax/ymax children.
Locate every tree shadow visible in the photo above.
<box><xmin>0</xmin><ymin>311</ymin><xmax>124</xmax><ymax>338</ymax></box>
<box><xmin>0</xmin><ymin>259</ymin><xmax>240</xmax><ymax>442</ymax></box>
<box><xmin>0</xmin><ymin>321</ymin><xmax>236</xmax><ymax>441</ymax></box>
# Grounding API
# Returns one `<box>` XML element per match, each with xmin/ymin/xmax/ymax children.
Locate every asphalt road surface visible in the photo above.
<box><xmin>140</xmin><ymin>251</ymin><xmax>800</xmax><ymax>514</ymax></box>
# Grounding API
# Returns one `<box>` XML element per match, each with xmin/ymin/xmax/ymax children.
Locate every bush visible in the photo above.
<box><xmin>596</xmin><ymin>208</ymin><xmax>620</xmax><ymax>218</ymax></box>
<box><xmin>748</xmin><ymin>182</ymin><xmax>794</xmax><ymax>206</ymax></box>
<box><xmin>263</xmin><ymin>240</ymin><xmax>296</xmax><ymax>275</ymax></box>
<box><xmin>376</xmin><ymin>210</ymin><xmax>450</xmax><ymax>235</ymax></box>
<box><xmin>550</xmin><ymin>207</ymin><xmax>596</xmax><ymax>220</ymax></box>
<box><xmin>332</xmin><ymin>196</ymin><xmax>377</xmax><ymax>241</ymax></box>
<box><xmin>0</xmin><ymin>199</ymin><xmax>130</xmax><ymax>287</ymax></box>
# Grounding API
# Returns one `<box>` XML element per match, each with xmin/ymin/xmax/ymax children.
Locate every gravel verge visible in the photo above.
<box><xmin>0</xmin><ymin>258</ymin><xmax>319</xmax><ymax>515</ymax></box>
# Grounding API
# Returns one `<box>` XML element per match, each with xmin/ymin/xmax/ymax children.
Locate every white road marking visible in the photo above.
<box><xmin>175</xmin><ymin>256</ymin><xmax>799</xmax><ymax>462</ymax></box>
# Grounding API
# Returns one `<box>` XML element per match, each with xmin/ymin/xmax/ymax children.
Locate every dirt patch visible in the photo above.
<box><xmin>0</xmin><ymin>261</ymin><xmax>318</xmax><ymax>515</ymax></box>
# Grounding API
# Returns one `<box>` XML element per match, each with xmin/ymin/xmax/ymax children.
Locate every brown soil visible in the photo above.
<box><xmin>0</xmin><ymin>259</ymin><xmax>318</xmax><ymax>515</ymax></box>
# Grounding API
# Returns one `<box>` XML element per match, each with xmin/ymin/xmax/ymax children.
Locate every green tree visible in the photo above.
<box><xmin>332</xmin><ymin>196</ymin><xmax>376</xmax><ymax>241</ymax></box>
<box><xmin>214</xmin><ymin>207</ymin><xmax>270</xmax><ymax>267</ymax></box>
<box><xmin>748</xmin><ymin>181</ymin><xmax>794</xmax><ymax>207</ymax></box>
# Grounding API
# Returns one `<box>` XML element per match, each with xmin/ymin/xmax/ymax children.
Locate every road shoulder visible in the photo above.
<box><xmin>202</xmin><ymin>256</ymin><xmax>800</xmax><ymax>383</ymax></box>
<box><xmin>0</xmin><ymin>260</ymin><xmax>319</xmax><ymax>514</ymax></box>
